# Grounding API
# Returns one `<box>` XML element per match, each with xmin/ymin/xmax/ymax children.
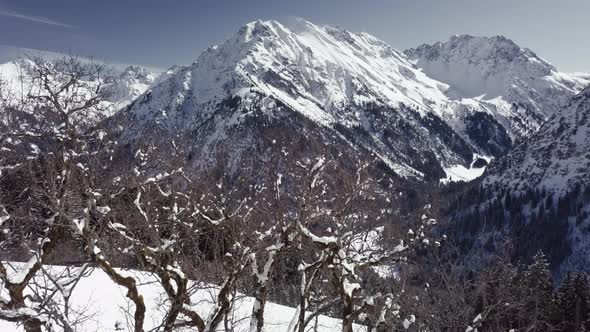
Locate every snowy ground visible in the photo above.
<box><xmin>0</xmin><ymin>263</ymin><xmax>365</xmax><ymax>332</ymax></box>
<box><xmin>441</xmin><ymin>164</ymin><xmax>486</xmax><ymax>183</ymax></box>
<box><xmin>441</xmin><ymin>155</ymin><xmax>490</xmax><ymax>184</ymax></box>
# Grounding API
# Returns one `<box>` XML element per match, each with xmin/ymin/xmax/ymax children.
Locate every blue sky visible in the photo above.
<box><xmin>1</xmin><ymin>0</ymin><xmax>588</xmax><ymax>72</ymax></box>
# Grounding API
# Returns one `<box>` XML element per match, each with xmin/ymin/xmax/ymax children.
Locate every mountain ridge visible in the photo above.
<box><xmin>112</xmin><ymin>20</ymin><xmax>589</xmax><ymax>184</ymax></box>
<box><xmin>405</xmin><ymin>34</ymin><xmax>590</xmax><ymax>149</ymax></box>
<box><xmin>1</xmin><ymin>20</ymin><xmax>589</xmax><ymax>183</ymax></box>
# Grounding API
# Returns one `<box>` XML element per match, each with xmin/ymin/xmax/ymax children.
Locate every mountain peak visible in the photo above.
<box><xmin>237</xmin><ymin>20</ymin><xmax>283</xmax><ymax>42</ymax></box>
<box><xmin>118</xmin><ymin>19</ymin><xmax>479</xmax><ymax>179</ymax></box>
<box><xmin>183</xmin><ymin>18</ymin><xmax>447</xmax><ymax>119</ymax></box>
<box><xmin>120</xmin><ymin>65</ymin><xmax>155</xmax><ymax>80</ymax></box>
<box><xmin>406</xmin><ymin>34</ymin><xmax>555</xmax><ymax>74</ymax></box>
<box><xmin>403</xmin><ymin>33</ymin><xmax>587</xmax><ymax>121</ymax></box>
<box><xmin>116</xmin><ymin>18</ymin><xmax>589</xmax><ymax>181</ymax></box>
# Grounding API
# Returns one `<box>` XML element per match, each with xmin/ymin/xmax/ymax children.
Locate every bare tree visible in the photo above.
<box><xmin>0</xmin><ymin>55</ymin><xmax>111</xmax><ymax>331</ymax></box>
<box><xmin>2</xmin><ymin>54</ymin><xmax>446</xmax><ymax>332</ymax></box>
<box><xmin>280</xmin><ymin>158</ymin><xmax>441</xmax><ymax>332</ymax></box>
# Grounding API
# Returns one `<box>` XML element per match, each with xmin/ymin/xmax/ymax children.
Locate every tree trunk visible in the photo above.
<box><xmin>249</xmin><ymin>287</ymin><xmax>268</xmax><ymax>332</ymax></box>
<box><xmin>23</xmin><ymin>319</ymin><xmax>43</xmax><ymax>332</ymax></box>
<box><xmin>341</xmin><ymin>295</ymin><xmax>354</xmax><ymax>332</ymax></box>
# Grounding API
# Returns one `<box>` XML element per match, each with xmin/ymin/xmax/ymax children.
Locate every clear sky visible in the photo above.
<box><xmin>0</xmin><ymin>0</ymin><xmax>588</xmax><ymax>72</ymax></box>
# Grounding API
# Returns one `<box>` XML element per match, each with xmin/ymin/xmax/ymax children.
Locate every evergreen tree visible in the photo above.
<box><xmin>519</xmin><ymin>251</ymin><xmax>556</xmax><ymax>331</ymax></box>
<box><xmin>556</xmin><ymin>272</ymin><xmax>576</xmax><ymax>331</ymax></box>
<box><xmin>574</xmin><ymin>273</ymin><xmax>590</xmax><ymax>331</ymax></box>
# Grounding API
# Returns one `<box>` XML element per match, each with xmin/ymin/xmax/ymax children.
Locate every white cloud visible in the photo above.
<box><xmin>0</xmin><ymin>10</ymin><xmax>75</xmax><ymax>28</ymax></box>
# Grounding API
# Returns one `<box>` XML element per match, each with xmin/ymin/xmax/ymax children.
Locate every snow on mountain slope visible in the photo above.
<box><xmin>104</xmin><ymin>65</ymin><xmax>160</xmax><ymax>112</ymax></box>
<box><xmin>117</xmin><ymin>21</ymin><xmax>590</xmax><ymax>182</ymax></box>
<box><xmin>5</xmin><ymin>23</ymin><xmax>585</xmax><ymax>183</ymax></box>
<box><xmin>235</xmin><ymin>19</ymin><xmax>450</xmax><ymax>119</ymax></box>
<box><xmin>455</xmin><ymin>87</ymin><xmax>590</xmax><ymax>273</ymax></box>
<box><xmin>123</xmin><ymin>19</ymin><xmax>454</xmax><ymax>127</ymax></box>
<box><xmin>405</xmin><ymin>35</ymin><xmax>590</xmax><ymax>145</ymax></box>
<box><xmin>115</xmin><ymin>20</ymin><xmax>495</xmax><ymax>180</ymax></box>
<box><xmin>484</xmin><ymin>86</ymin><xmax>590</xmax><ymax>194</ymax></box>
<box><xmin>441</xmin><ymin>154</ymin><xmax>490</xmax><ymax>184</ymax></box>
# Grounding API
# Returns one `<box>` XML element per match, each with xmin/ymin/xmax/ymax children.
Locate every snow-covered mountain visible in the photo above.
<box><xmin>103</xmin><ymin>65</ymin><xmax>160</xmax><ymax>113</ymax></box>
<box><xmin>405</xmin><ymin>35</ymin><xmax>590</xmax><ymax>147</ymax></box>
<box><xmin>113</xmin><ymin>20</ymin><xmax>468</xmax><ymax>180</ymax></box>
<box><xmin>112</xmin><ymin>21</ymin><xmax>589</xmax><ymax>184</ymax></box>
<box><xmin>0</xmin><ymin>57</ymin><xmax>160</xmax><ymax>124</ymax></box>
<box><xmin>484</xmin><ymin>86</ymin><xmax>590</xmax><ymax>194</ymax></box>
<box><xmin>452</xmin><ymin>86</ymin><xmax>590</xmax><ymax>273</ymax></box>
<box><xmin>2</xmin><ymin>22</ymin><xmax>588</xmax><ymax>184</ymax></box>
